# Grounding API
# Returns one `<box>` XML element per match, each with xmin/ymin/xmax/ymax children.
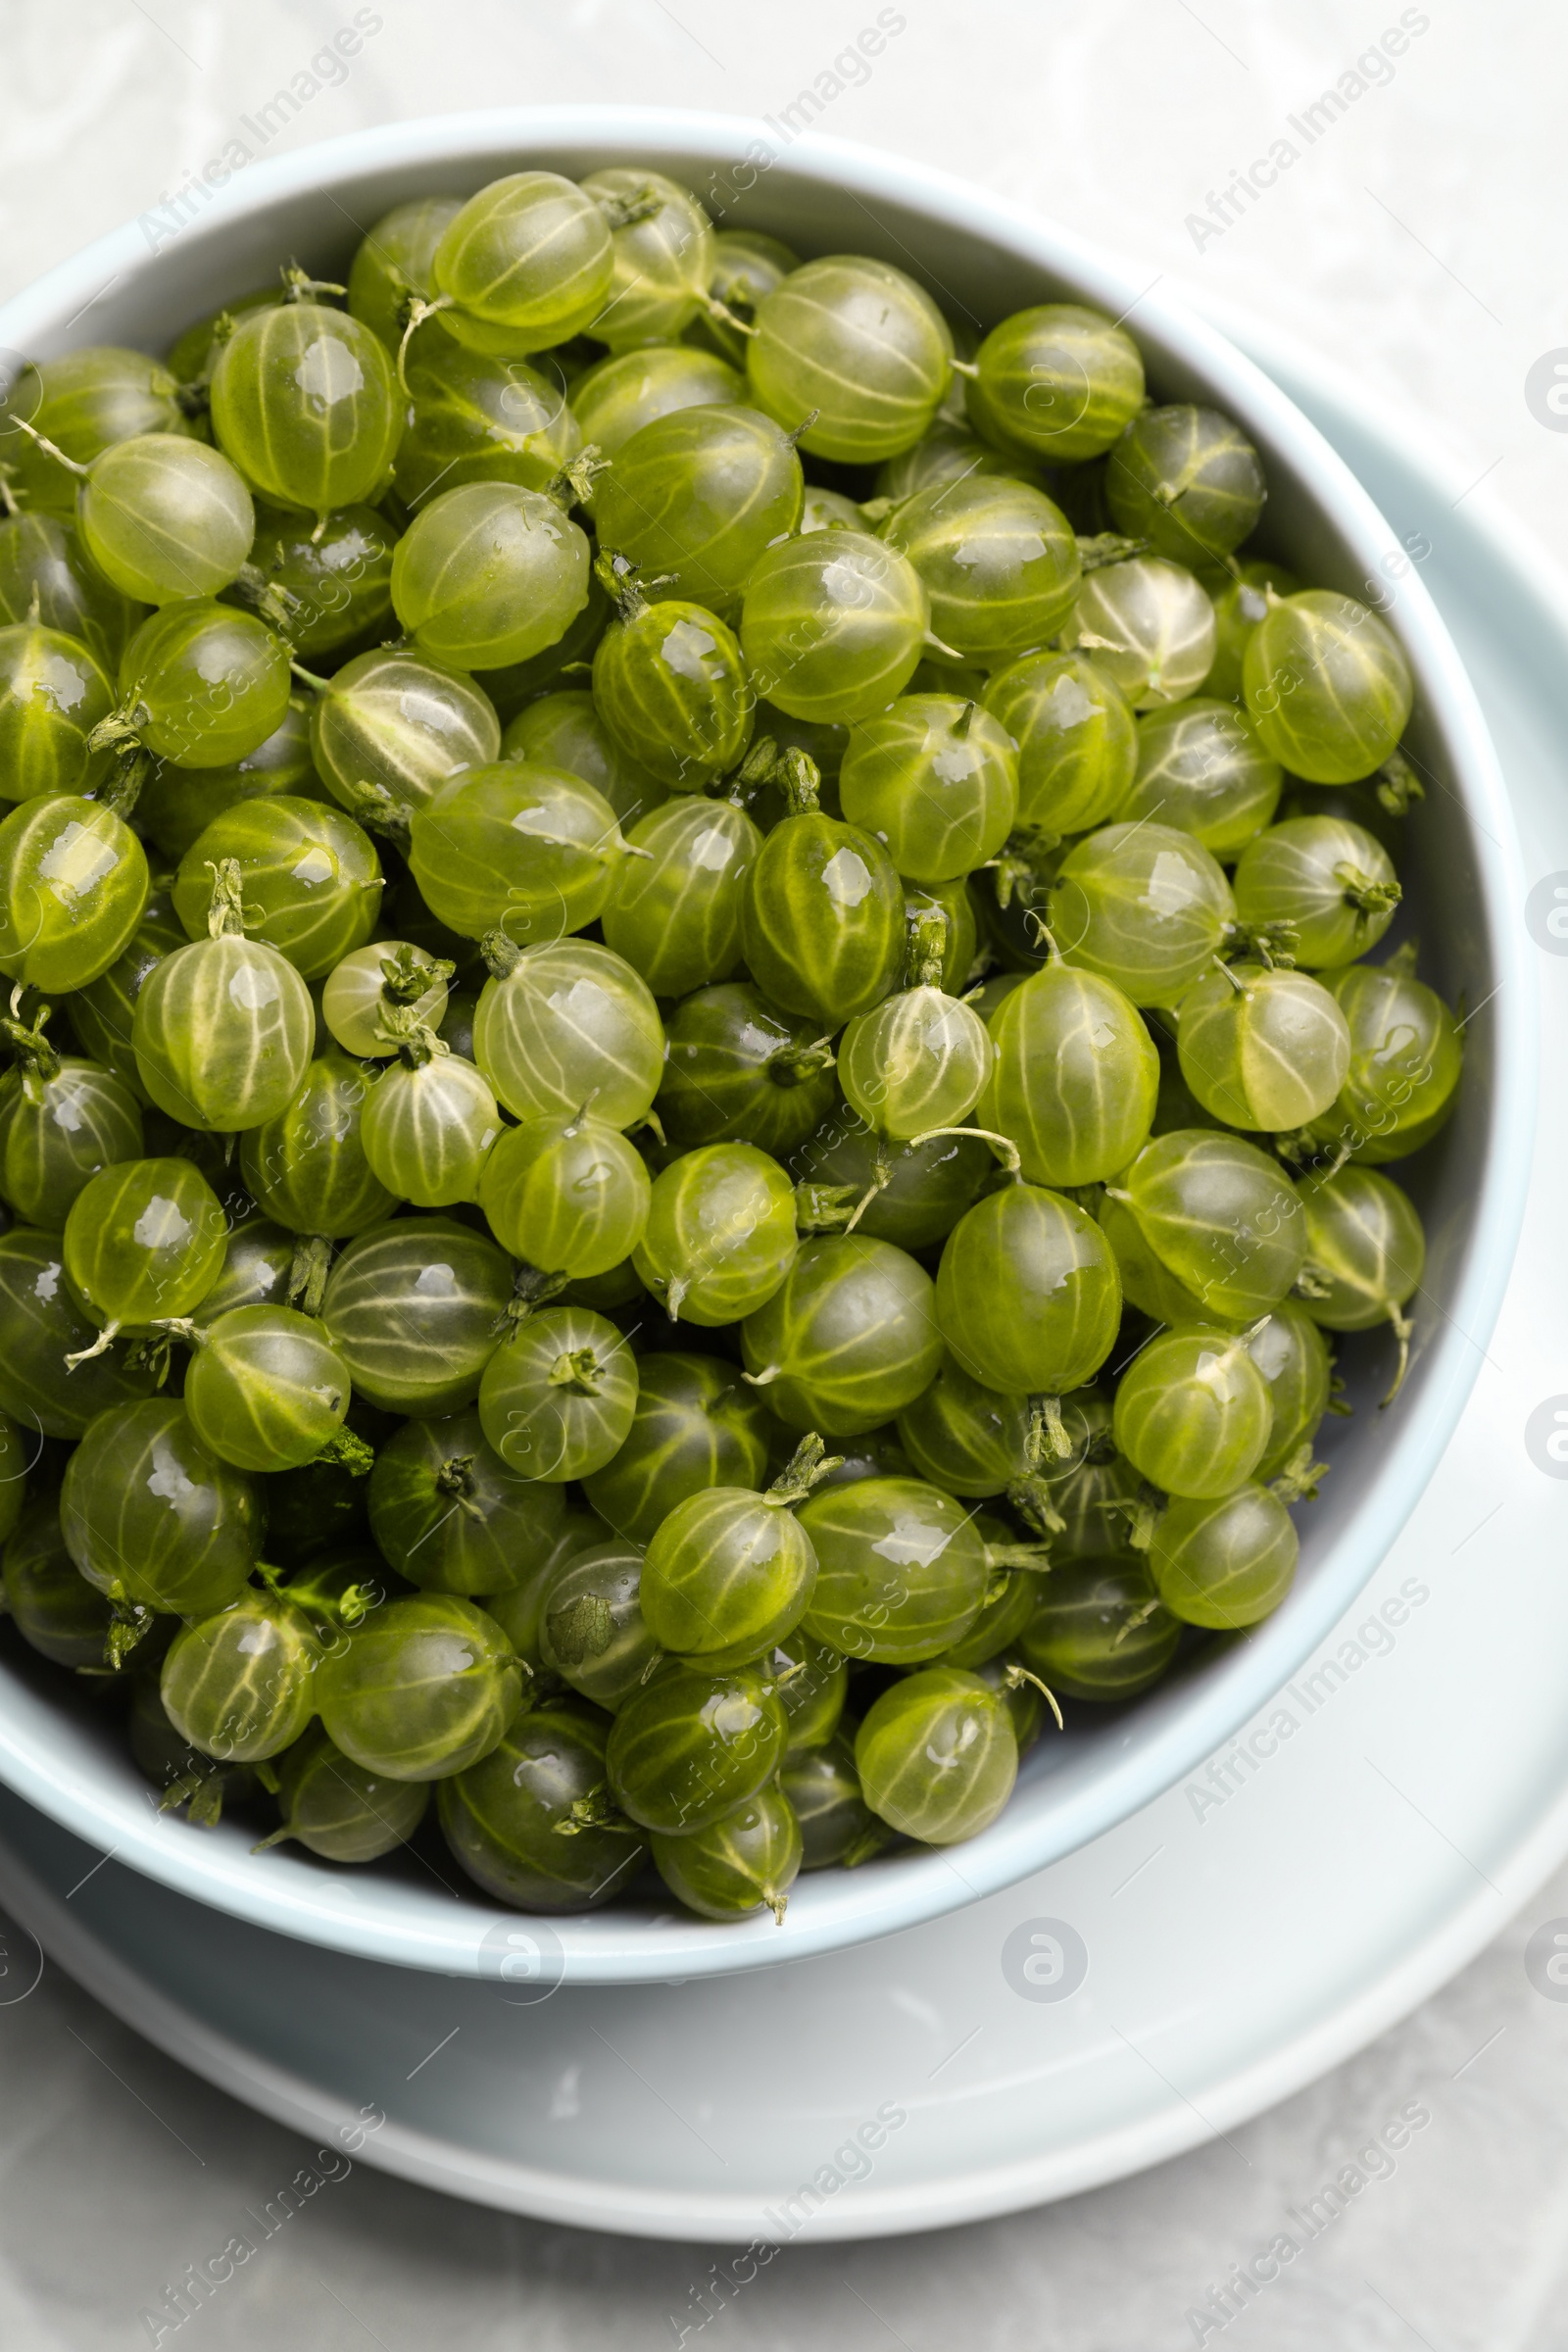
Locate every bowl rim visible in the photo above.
<box><xmin>0</xmin><ymin>105</ymin><xmax>1537</xmax><ymax>1984</ymax></box>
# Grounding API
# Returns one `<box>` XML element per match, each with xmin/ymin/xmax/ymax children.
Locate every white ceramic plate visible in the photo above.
<box><xmin>0</xmin><ymin>319</ymin><xmax>1562</xmax><ymax>2240</ymax></box>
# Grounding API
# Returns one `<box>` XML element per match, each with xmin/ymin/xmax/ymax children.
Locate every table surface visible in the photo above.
<box><xmin>3</xmin><ymin>5</ymin><xmax>1566</xmax><ymax>2345</ymax></box>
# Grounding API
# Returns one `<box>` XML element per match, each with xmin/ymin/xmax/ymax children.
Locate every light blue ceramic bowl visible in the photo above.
<box><xmin>0</xmin><ymin>109</ymin><xmax>1534</xmax><ymax>1984</ymax></box>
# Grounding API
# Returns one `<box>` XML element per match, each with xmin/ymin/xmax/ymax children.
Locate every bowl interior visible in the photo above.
<box><xmin>0</xmin><ymin>110</ymin><xmax>1530</xmax><ymax>1984</ymax></box>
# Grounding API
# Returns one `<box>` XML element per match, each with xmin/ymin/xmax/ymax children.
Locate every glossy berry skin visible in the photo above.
<box><xmin>263</xmin><ymin>1725</ymin><xmax>430</xmax><ymax>1863</ymax></box>
<box><xmin>2</xmin><ymin>1496</ymin><xmax>115</xmax><ymax>1668</ymax></box>
<box><xmin>641</xmin><ymin>1476</ymin><xmax>818</xmax><ymax>1669</ymax></box>
<box><xmin>968</xmin><ymin>304</ymin><xmax>1144</xmax><ymax>463</ymax></box>
<box><xmin>4</xmin><ymin>346</ymin><xmax>194</xmax><ymax>516</ymax></box>
<box><xmin>309</xmin><ymin>647</ymin><xmax>501</xmax><ymax>831</ymax></box>
<box><xmin>239</xmin><ymin>1050</ymin><xmax>398</xmax><ymax>1236</ymax></box>
<box><xmin>1307</xmin><ymin>956</ymin><xmax>1462</xmax><ymax>1161</ymax></box>
<box><xmin>1118</xmin><ymin>700</ymin><xmax>1282</xmax><ymax>858</ymax></box>
<box><xmin>607</xmin><ymin>1658</ymin><xmax>786</xmax><ymax>1835</ymax></box>
<box><xmin>799</xmin><ymin>1477</ymin><xmax>996</xmax><ymax>1663</ymax></box>
<box><xmin>791</xmin><ymin>1117</ymin><xmax>992</xmax><ymax>1255</ymax></box>
<box><xmin>592</xmin><ymin>595</ymin><xmax>753</xmax><ymax>790</ymax></box>
<box><xmin>439</xmin><ymin>1702</ymin><xmax>646</xmax><ymax>1910</ymax></box>
<box><xmin>472</xmin><ymin>936</ymin><xmax>662</xmax><ymax>1127</ymax></box>
<box><xmin>346</xmin><ymin>195</ymin><xmax>464</xmax><ymax>349</ymax></box>
<box><xmin>1105</xmin><ymin>405</ymin><xmax>1266</xmax><ymax>565</ymax></box>
<box><xmin>479</xmin><ymin>1108</ymin><xmax>650</xmax><ymax>1276</ymax></box>
<box><xmin>1298</xmin><ymin>1166</ymin><xmax>1425</xmax><ymax>1333</ymax></box>
<box><xmin>411</xmin><ymin>761</ymin><xmax>630</xmax><ymax>947</ymax></box>
<box><xmin>761</xmin><ymin>1626</ymin><xmax>848</xmax><ymax>1754</ymax></box>
<box><xmin>173</xmin><ymin>797</ymin><xmax>381</xmax><ymax>980</ymax></box>
<box><xmin>503</xmin><ymin>687</ymin><xmax>665</xmax><ymax>830</ymax></box>
<box><xmin>1115</xmin><ymin>1130</ymin><xmax>1307</xmax><ymax>1320</ymax></box>
<box><xmin>534</xmin><ymin>1540</ymin><xmax>662</xmax><ymax>1709</ymax></box>
<box><xmin>603</xmin><ymin>794</ymin><xmax>760</xmax><ymax>997</ymax></box>
<box><xmin>838</xmin><ymin>982</ymin><xmax>989</xmax><ymax>1144</ymax></box>
<box><xmin>742</xmin><ymin>1236</ymin><xmax>944</xmax><ymax>1437</ymax></box>
<box><xmin>742</xmin><ymin>808</ymin><xmax>904</xmax><ymax>1029</ymax></box>
<box><xmin>431</xmin><ymin>172</ymin><xmax>613</xmax><ymax>353</ymax></box>
<box><xmin>0</xmin><ymin>1051</ymin><xmax>143</xmax><ymax>1228</ymax></box>
<box><xmin>1148</xmin><ymin>1482</ymin><xmax>1298</xmax><ymax>1629</ymax></box>
<box><xmin>139</xmin><ymin>699</ymin><xmax>322</xmax><ymax>861</ymax></box>
<box><xmin>856</xmin><ymin>1666</ymin><xmax>1017</xmax><ymax>1844</ymax></box>
<box><xmin>0</xmin><ymin>792</ymin><xmax>148</xmax><ymax>991</ymax></box>
<box><xmin>740</xmin><ymin>530</ymin><xmax>929</xmax><ymax>724</ymax></box>
<box><xmin>875</xmin><ymin>420</ymin><xmax>1043</xmax><ymax>504</ymax></box>
<box><xmin>132</xmin><ymin>929</ymin><xmax>315</xmax><ymax>1132</ymax></box>
<box><xmin>1233</xmin><ymin>816</ymin><xmax>1400</xmax><ymax>969</ymax></box>
<box><xmin>118</xmin><ymin>600</ymin><xmax>292</xmax><ymax>769</ymax></box>
<box><xmin>0</xmin><ymin>512</ymin><xmax>143</xmax><ymax>672</ymax></box>
<box><xmin>1072</xmin><ymin>557</ymin><xmax>1217</xmax><ymax>710</ymax></box>
<box><xmin>748</xmin><ymin>256</ymin><xmax>953</xmax><ymax>462</ymax></box>
<box><xmin>1243</xmin><ymin>591</ymin><xmax>1412</xmax><ymax>783</ymax></box>
<box><xmin>211</xmin><ymin>302</ymin><xmax>403</xmax><ymax>513</ymax></box>
<box><xmin>0</xmin><ymin>619</ymin><xmax>115</xmax><ymax>801</ymax></box>
<box><xmin>183</xmin><ymin>1304</ymin><xmax>353</xmax><ymax>1473</ymax></box>
<box><xmin>1050</xmin><ymin>821</ymin><xmax>1235</xmax><ymax>1008</ymax></box>
<box><xmin>161</xmin><ymin>1590</ymin><xmax>322</xmax><ymax>1764</ymax></box>
<box><xmin>981</xmin><ymin>651</ymin><xmax>1137</xmax><ymax>836</ymax></box>
<box><xmin>887</xmin><ymin>477</ymin><xmax>1081</xmax><ymax>664</ymax></box>
<box><xmin>1113</xmin><ymin>1325</ymin><xmax>1274</xmax><ymax>1499</ymax></box>
<box><xmin>391</xmin><ymin>482</ymin><xmax>590</xmax><ymax>671</ymax></box>
<box><xmin>780</xmin><ymin>1733</ymin><xmax>876</xmax><ymax>1869</ymax></box>
<box><xmin>596</xmin><ymin>404</ymin><xmax>804</xmax><ymax>616</ymax></box>
<box><xmin>652</xmin><ymin>1788</ymin><xmax>803</xmax><ymax>1924</ymax></box>
<box><xmin>317</xmin><ymin>1593</ymin><xmax>522</xmax><ymax>1782</ymax></box>
<box><xmin>656</xmin><ymin>984</ymin><xmax>838</xmax><ymax>1157</ymax></box>
<box><xmin>0</xmin><ymin>1228</ymin><xmax>153</xmax><ymax>1438</ymax></box>
<box><xmin>838</xmin><ymin>696</ymin><xmax>1018</xmax><ymax>883</ymax></box>
<box><xmin>1177</xmin><ymin>963</ymin><xmax>1351</xmax><ymax>1132</ymax></box>
<box><xmin>895</xmin><ymin>1354</ymin><xmax>1035</xmax><ymax>1497</ymax></box>
<box><xmin>367</xmin><ymin>1406</ymin><xmax>566</xmax><ymax>1596</ymax></box>
<box><xmin>61</xmin><ymin>1397</ymin><xmax>263</xmax><ymax>1617</ymax></box>
<box><xmin>321</xmin><ymin>1215</ymin><xmax>513</xmax><ymax>1417</ymax></box>
<box><xmin>360</xmin><ymin>1050</ymin><xmax>499</xmax><ymax>1209</ymax></box>
<box><xmin>78</xmin><ymin>434</ymin><xmax>256</xmax><ymax>607</ymax></box>
<box><xmin>978</xmin><ymin>960</ymin><xmax>1158</xmax><ymax>1187</ymax></box>
<box><xmin>63</xmin><ymin>1154</ymin><xmax>227</xmax><ymax>1339</ymax></box>
<box><xmin>321</xmin><ymin>942</ymin><xmax>449</xmax><ymax>1059</ymax></box>
<box><xmin>245</xmin><ymin>504</ymin><xmax>397</xmax><ymax>658</ymax></box>
<box><xmin>1020</xmin><ymin>1557</ymin><xmax>1180</xmax><ymax>1700</ymax></box>
<box><xmin>193</xmin><ymin>1216</ymin><xmax>294</xmax><ymax>1323</ymax></box>
<box><xmin>936</xmin><ymin>1186</ymin><xmax>1121</xmax><ymax>1396</ymax></box>
<box><xmin>396</xmin><ymin>340</ymin><xmax>579</xmax><ymax>509</ymax></box>
<box><xmin>483</xmin><ymin>1500</ymin><xmax>616</xmax><ymax>1667</ymax></box>
<box><xmin>581</xmin><ymin>1356</ymin><xmax>768</xmax><ymax>1550</ymax></box>
<box><xmin>1200</xmin><ymin>558</ymin><xmax>1301</xmax><ymax>702</ymax></box>
<box><xmin>477</xmin><ymin>1304</ymin><xmax>639</xmax><ymax>1482</ymax></box>
<box><xmin>633</xmin><ymin>1142</ymin><xmax>797</xmax><ymax>1326</ymax></box>
<box><xmin>570</xmin><ymin>345</ymin><xmax>743</xmax><ymax>459</ymax></box>
<box><xmin>1249</xmin><ymin>1302</ymin><xmax>1334</xmax><ymax>1479</ymax></box>
<box><xmin>582</xmin><ymin>168</ymin><xmax>716</xmax><ymax>348</ymax></box>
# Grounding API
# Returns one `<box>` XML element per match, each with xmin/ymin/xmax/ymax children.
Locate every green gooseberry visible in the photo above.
<box><xmin>1298</xmin><ymin>1164</ymin><xmax>1425</xmax><ymax>1396</ymax></box>
<box><xmin>582</xmin><ymin>1352</ymin><xmax>772</xmax><ymax>1547</ymax></box>
<box><xmin>966</xmin><ymin>304</ymin><xmax>1144</xmax><ymax>463</ymax></box>
<box><xmin>172</xmin><ymin>795</ymin><xmax>381</xmax><ymax>980</ymax></box>
<box><xmin>316</xmin><ymin>1592</ymin><xmax>522</xmax><ymax>1781</ymax></box>
<box><xmin>978</xmin><ymin>955</ymin><xmax>1158</xmax><ymax>1186</ymax></box>
<box><xmin>874</xmin><ymin>419</ymin><xmax>1043</xmax><ymax>503</ymax></box>
<box><xmin>886</xmin><ymin>476</ymin><xmax>1080</xmax><ymax>663</ymax></box>
<box><xmin>1073</xmin><ymin>557</ymin><xmax>1217</xmax><ymax>710</ymax></box>
<box><xmin>308</xmin><ymin>646</ymin><xmax>501</xmax><ymax>832</ymax></box>
<box><xmin>1118</xmin><ymin>700</ymin><xmax>1283</xmax><ymax>858</ymax></box>
<box><xmin>836</xmin><ymin>961</ymin><xmax>990</xmax><ymax>1146</ymax></box>
<box><xmin>256</xmin><ymin>1724</ymin><xmax>430</xmax><ymax>1863</ymax></box>
<box><xmin>0</xmin><ymin>1227</ymin><xmax>153</xmax><ymax>1437</ymax></box>
<box><xmin>856</xmin><ymin>1665</ymin><xmax>1017</xmax><ymax>1844</ymax></box>
<box><xmin>905</xmin><ymin>875</ymin><xmax>977</xmax><ymax>990</ymax></box>
<box><xmin>940</xmin><ymin>1543</ymin><xmax>1043</xmax><ymax>1668</ymax></box>
<box><xmin>1105</xmin><ymin>405</ymin><xmax>1266</xmax><ymax>565</ymax></box>
<box><xmin>591</xmin><ymin>575</ymin><xmax>754</xmax><ymax>790</ymax></box>
<box><xmin>1112</xmin><ymin>1323</ymin><xmax>1274</xmax><ymax>1499</ymax></box>
<box><xmin>179</xmin><ymin>1303</ymin><xmax>354</xmax><ymax>1473</ymax></box>
<box><xmin>606</xmin><ymin>1657</ymin><xmax>786</xmax><ymax>1834</ymax></box>
<box><xmin>62</xmin><ymin>1154</ymin><xmax>226</xmax><ymax>1350</ymax></box>
<box><xmin>568</xmin><ymin>344</ymin><xmax>743</xmax><ymax>459</ymax></box>
<box><xmin>595</xmin><ymin>403</ymin><xmax>804</xmax><ymax>615</ymax></box>
<box><xmin>1243</xmin><ymin>591</ymin><xmax>1412</xmax><ymax>783</ymax></box>
<box><xmin>503</xmin><ymin>688</ymin><xmax>665</xmax><ymax>829</ymax></box>
<box><xmin>192</xmin><ymin>1215</ymin><xmax>295</xmax><ymax>1322</ymax></box>
<box><xmin>347</xmin><ymin>194</ymin><xmax>465</xmax><ymax>350</ymax></box>
<box><xmin>479</xmin><ymin>1499</ymin><xmax>615</xmax><ymax>1668</ymax></box>
<box><xmin>1232</xmin><ymin>816</ymin><xmax>1401</xmax><ymax>968</ymax></box>
<box><xmin>1019</xmin><ymin>1556</ymin><xmax>1180</xmax><ymax>1698</ymax></box>
<box><xmin>763</xmin><ymin>1626</ymin><xmax>849</xmax><ymax>1755</ymax></box>
<box><xmin>471</xmin><ymin>934</ymin><xmax>662</xmax><ymax>1126</ymax></box>
<box><xmin>391</xmin><ymin>482</ymin><xmax>590</xmax><ymax>671</ymax></box>
<box><xmin>366</xmin><ymin>1406</ymin><xmax>565</xmax><ymax>1596</ymax></box>
<box><xmin>428</xmin><ymin>172</ymin><xmax>612</xmax><ymax>355</ymax></box>
<box><xmin>128</xmin><ymin>1671</ymin><xmax>258</xmax><ymax>1826</ymax></box>
<box><xmin>138</xmin><ymin>698</ymin><xmax>323</xmax><ymax>861</ymax></box>
<box><xmin>1097</xmin><ymin>1193</ymin><xmax>1215</xmax><ymax>1326</ymax></box>
<box><xmin>396</xmin><ymin>341</ymin><xmax>579</xmax><ymax>509</ymax></box>
<box><xmin>115</xmin><ymin>598</ymin><xmax>292</xmax><ymax>768</ymax></box>
<box><xmin>161</xmin><ymin>1589</ymin><xmax>322</xmax><ymax>1764</ymax></box>
<box><xmin>360</xmin><ymin>1035</ymin><xmax>500</xmax><ymax>1210</ymax></box>
<box><xmin>652</xmin><ymin>1788</ymin><xmax>803</xmax><ymax>1925</ymax></box>
<box><xmin>239</xmin><ymin>1049</ymin><xmax>399</xmax><ymax>1237</ymax></box>
<box><xmin>748</xmin><ymin>256</ymin><xmax>953</xmax><ymax>463</ymax></box>
<box><xmin>77</xmin><ymin>434</ymin><xmax>255</xmax><ymax>607</ymax></box>
<box><xmin>741</xmin><ymin>754</ymin><xmax>905</xmax><ymax>1028</ymax></box>
<box><xmin>936</xmin><ymin>1184</ymin><xmax>1121</xmax><ymax>1396</ymax></box>
<box><xmin>477</xmin><ymin>1303</ymin><xmax>639</xmax><ymax>1481</ymax></box>
<box><xmin>1110</xmin><ymin>1129</ymin><xmax>1307</xmax><ymax>1319</ymax></box>
<box><xmin>537</xmin><ymin>1540</ymin><xmax>662</xmax><ymax>1709</ymax></box>
<box><xmin>131</xmin><ymin>861</ymin><xmax>316</xmax><ymax>1131</ymax></box>
<box><xmin>780</xmin><ymin>1732</ymin><xmax>877</xmax><ymax>1870</ymax></box>
<box><xmin>1202</xmin><ymin>558</ymin><xmax>1301</xmax><ymax>703</ymax></box>
<box><xmin>0</xmin><ymin>790</ymin><xmax>148</xmax><ymax>991</ymax></box>
<box><xmin>602</xmin><ymin>793</ymin><xmax>760</xmax><ymax>997</ymax></box>
<box><xmin>61</xmin><ymin>1396</ymin><xmax>263</xmax><ymax>1618</ymax></box>
<box><xmin>321</xmin><ymin>941</ymin><xmax>449</xmax><ymax>1059</ymax></box>
<box><xmin>640</xmin><ymin>1432</ymin><xmax>839</xmax><ymax>1668</ymax></box>
<box><xmin>478</xmin><ymin>1107</ymin><xmax>651</xmax><ymax>1277</ymax></box>
<box><xmin>438</xmin><ymin>1700</ymin><xmax>646</xmax><ymax>1909</ymax></box>
<box><xmin>1148</xmin><ymin>1482</ymin><xmax>1298</xmax><ymax>1628</ymax></box>
<box><xmin>800</xmin><ymin>1474</ymin><xmax>1045</xmax><ymax>1663</ymax></box>
<box><xmin>1049</xmin><ymin>820</ymin><xmax>1236</xmax><ymax>1007</ymax></box>
<box><xmin>1177</xmin><ymin>962</ymin><xmax>1351</xmax><ymax>1131</ymax></box>
<box><xmin>656</xmin><ymin>981</ymin><xmax>841</xmax><ymax>1157</ymax></box>
<box><xmin>1248</xmin><ymin>1301</ymin><xmax>1334</xmax><ymax>1480</ymax></box>
<box><xmin>981</xmin><ymin>650</ymin><xmax>1136</xmax><ymax>835</ymax></box>
<box><xmin>321</xmin><ymin>1215</ymin><xmax>512</xmax><ymax>1417</ymax></box>
<box><xmin>740</xmin><ymin>529</ymin><xmax>929</xmax><ymax>724</ymax></box>
<box><xmin>1305</xmin><ymin>952</ymin><xmax>1462</xmax><ymax>1162</ymax></box>
<box><xmin>742</xmin><ymin>1235</ymin><xmax>943</xmax><ymax>1436</ymax></box>
<box><xmin>838</xmin><ymin>695</ymin><xmax>1018</xmax><ymax>883</ymax></box>
<box><xmin>692</xmin><ymin>228</ymin><xmax>802</xmax><ymax>366</ymax></box>
<box><xmin>0</xmin><ymin>1000</ymin><xmax>143</xmax><ymax>1226</ymax></box>
<box><xmin>0</xmin><ymin>512</ymin><xmax>143</xmax><ymax>672</ymax></box>
<box><xmin>787</xmin><ymin>1115</ymin><xmax>992</xmax><ymax>1254</ymax></box>
<box><xmin>632</xmin><ymin>1142</ymin><xmax>797</xmax><ymax>1326</ymax></box>
<box><xmin>410</xmin><ymin>760</ymin><xmax>633</xmax><ymax>945</ymax></box>
<box><xmin>243</xmin><ymin>504</ymin><xmax>398</xmax><ymax>659</ymax></box>
<box><xmin>210</xmin><ymin>301</ymin><xmax>402</xmax><ymax>513</ymax></box>
<box><xmin>0</xmin><ymin>617</ymin><xmax>115</xmax><ymax>801</ymax></box>
<box><xmin>895</xmin><ymin>1352</ymin><xmax>1037</xmax><ymax>1497</ymax></box>
<box><xmin>166</xmin><ymin>286</ymin><xmax>282</xmax><ymax>383</ymax></box>
<box><xmin>2</xmin><ymin>1495</ymin><xmax>114</xmax><ymax>1667</ymax></box>
<box><xmin>581</xmin><ymin>169</ymin><xmax>716</xmax><ymax>348</ymax></box>
<box><xmin>2</xmin><ymin>346</ymin><xmax>194</xmax><ymax>517</ymax></box>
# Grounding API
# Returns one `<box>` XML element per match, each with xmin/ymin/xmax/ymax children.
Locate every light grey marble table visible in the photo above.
<box><xmin>2</xmin><ymin>4</ymin><xmax>1565</xmax><ymax>2343</ymax></box>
